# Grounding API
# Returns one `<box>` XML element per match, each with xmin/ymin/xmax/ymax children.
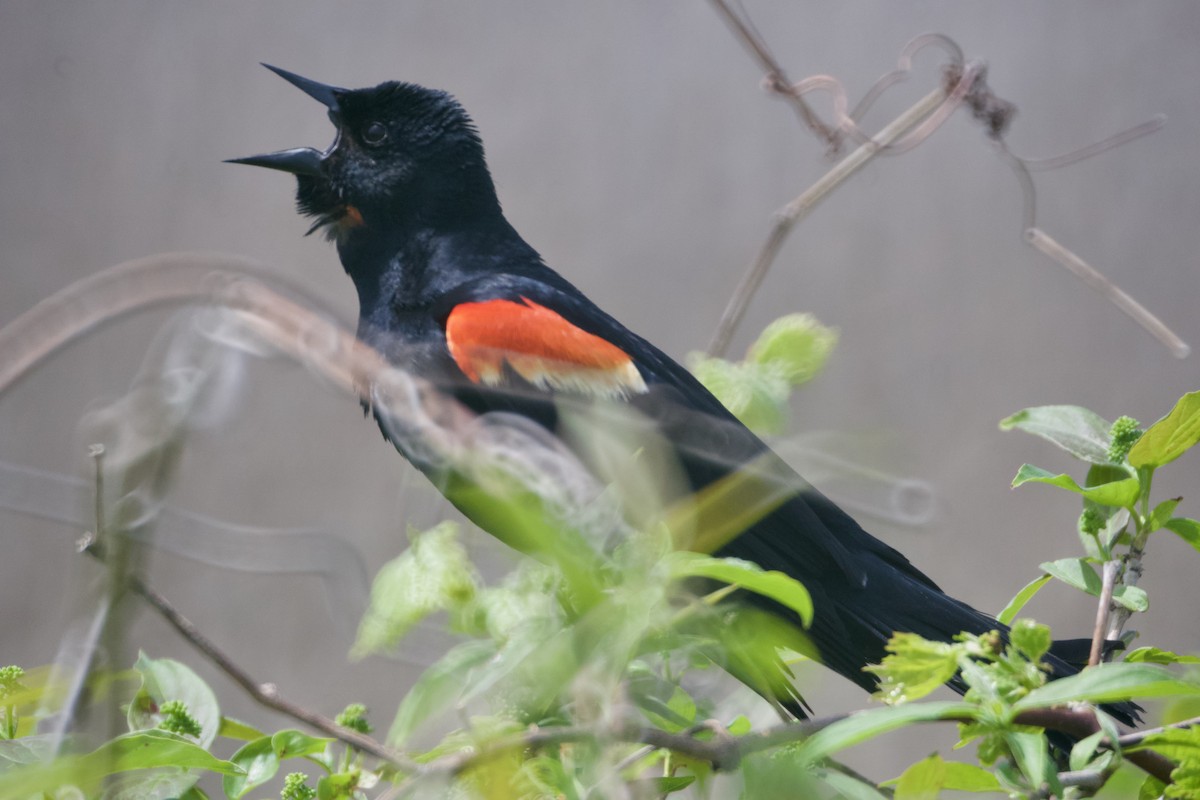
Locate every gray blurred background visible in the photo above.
<box><xmin>2</xmin><ymin>0</ymin><xmax>1198</xmax><ymax>784</ymax></box>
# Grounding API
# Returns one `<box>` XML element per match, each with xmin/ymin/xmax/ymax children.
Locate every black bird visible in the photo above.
<box><xmin>230</xmin><ymin>65</ymin><xmax>1134</xmax><ymax>724</ymax></box>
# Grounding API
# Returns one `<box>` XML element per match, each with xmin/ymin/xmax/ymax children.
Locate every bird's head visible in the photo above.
<box><xmin>229</xmin><ymin>65</ymin><xmax>497</xmax><ymax>238</ymax></box>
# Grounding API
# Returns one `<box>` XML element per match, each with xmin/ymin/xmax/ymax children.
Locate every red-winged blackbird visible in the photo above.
<box><xmin>231</xmin><ymin>65</ymin><xmax>1134</xmax><ymax>724</ymax></box>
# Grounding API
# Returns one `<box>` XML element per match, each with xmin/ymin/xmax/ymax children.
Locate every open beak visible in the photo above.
<box><xmin>225</xmin><ymin>64</ymin><xmax>346</xmax><ymax>177</ymax></box>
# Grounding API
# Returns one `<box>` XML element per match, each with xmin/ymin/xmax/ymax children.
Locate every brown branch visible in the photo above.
<box><xmin>1015</xmin><ymin>707</ymin><xmax>1176</xmax><ymax>784</ymax></box>
<box><xmin>403</xmin><ymin>704</ymin><xmax>1178</xmax><ymax>791</ymax></box>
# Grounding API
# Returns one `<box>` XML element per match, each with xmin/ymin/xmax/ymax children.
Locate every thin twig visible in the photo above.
<box><xmin>1089</xmin><ymin>561</ymin><xmax>1119</xmax><ymax>667</ymax></box>
<box><xmin>1025</xmin><ymin>228</ymin><xmax>1190</xmax><ymax>358</ymax></box>
<box><xmin>1118</xmin><ymin>713</ymin><xmax>1200</xmax><ymax>749</ymax></box>
<box><xmin>1018</xmin><ymin>115</ymin><xmax>1166</xmax><ymax>172</ymax></box>
<box><xmin>707</xmin><ymin>86</ymin><xmax>948</xmax><ymax>356</ymax></box>
<box><xmin>77</xmin><ymin>543</ymin><xmax>413</xmax><ymax>772</ymax></box>
<box><xmin>706</xmin><ymin>0</ymin><xmax>840</xmax><ymax>149</ymax></box>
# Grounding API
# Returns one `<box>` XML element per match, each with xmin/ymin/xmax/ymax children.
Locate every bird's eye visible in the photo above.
<box><xmin>362</xmin><ymin>122</ymin><xmax>388</xmax><ymax>145</ymax></box>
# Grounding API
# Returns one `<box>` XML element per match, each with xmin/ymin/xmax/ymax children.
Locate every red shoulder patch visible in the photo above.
<box><xmin>445</xmin><ymin>298</ymin><xmax>648</xmax><ymax>398</ymax></box>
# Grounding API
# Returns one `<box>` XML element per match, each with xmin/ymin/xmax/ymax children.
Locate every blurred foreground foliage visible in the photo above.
<box><xmin>3</xmin><ymin>308</ymin><xmax>1200</xmax><ymax>799</ymax></box>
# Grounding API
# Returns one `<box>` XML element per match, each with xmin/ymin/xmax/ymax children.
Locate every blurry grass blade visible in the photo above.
<box><xmin>997</xmin><ymin>574</ymin><xmax>1052</xmax><ymax>625</ymax></box>
<box><xmin>666</xmin><ymin>551</ymin><xmax>813</xmax><ymax>626</ymax></box>
<box><xmin>661</xmin><ymin>450</ymin><xmax>804</xmax><ymax>554</ymax></box>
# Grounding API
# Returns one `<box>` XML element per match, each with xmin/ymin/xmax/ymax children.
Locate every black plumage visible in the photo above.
<box><xmin>230</xmin><ymin>66</ymin><xmax>1136</xmax><ymax>726</ymax></box>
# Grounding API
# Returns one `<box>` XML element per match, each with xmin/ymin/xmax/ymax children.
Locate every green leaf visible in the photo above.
<box><xmin>223</xmin><ymin>736</ymin><xmax>279</xmax><ymax>799</ymax></box>
<box><xmin>0</xmin><ymin>734</ymin><xmax>56</xmax><ymax>766</ymax></box>
<box><xmin>351</xmin><ymin>521</ymin><xmax>479</xmax><ymax>659</ymax></box>
<box><xmin>1015</xmin><ymin>663</ymin><xmax>1200</xmax><ymax>710</ymax></box>
<box><xmin>885</xmin><ymin>757</ymin><xmax>1002</xmax><ymax>794</ymax></box>
<box><xmin>1006</xmin><ymin>730</ymin><xmax>1055</xmax><ymax>793</ymax></box>
<box><xmin>998</xmin><ymin>574</ymin><xmax>1052</xmax><ymax>625</ymax></box>
<box><xmin>1038</xmin><ymin>558</ymin><xmax>1102</xmax><ymax>595</ymax></box>
<box><xmin>1168</xmin><ymin>761</ymin><xmax>1200</xmax><ymax>800</ymax></box>
<box><xmin>815</xmin><ymin>768</ymin><xmax>891</xmax><ymax>799</ymax></box>
<box><xmin>864</xmin><ymin>634</ymin><xmax>964</xmax><ymax>704</ymax></box>
<box><xmin>687</xmin><ymin>354</ymin><xmax>791</xmax><ymax>434</ymax></box>
<box><xmin>1148</xmin><ymin>498</ymin><xmax>1182</xmax><ymax>532</ymax></box>
<box><xmin>1127</xmin><ymin>725</ymin><xmax>1200</xmax><ymax>762</ymax></box>
<box><xmin>798</xmin><ymin>702</ymin><xmax>974</xmax><ymax>763</ymax></box>
<box><xmin>92</xmin><ymin>729</ymin><xmax>240</xmax><ymax>773</ymax></box>
<box><xmin>1125</xmin><ymin>647</ymin><xmax>1200</xmax><ymax>665</ymax></box>
<box><xmin>1140</xmin><ymin>776</ymin><xmax>1168</xmax><ymax>800</ymax></box>
<box><xmin>271</xmin><ymin>729</ymin><xmax>332</xmax><ymax>760</ymax></box>
<box><xmin>666</xmin><ymin>552</ymin><xmax>813</xmax><ymax>626</ymax></box>
<box><xmin>727</xmin><ymin>714</ymin><xmax>752</xmax><ymax>736</ymax></box>
<box><xmin>939</xmin><ymin>761</ymin><xmax>1003</xmax><ymax>792</ymax></box>
<box><xmin>1010</xmin><ymin>619</ymin><xmax>1052</xmax><ymax>663</ymax></box>
<box><xmin>1069</xmin><ymin>730</ymin><xmax>1106</xmax><ymax>772</ymax></box>
<box><xmin>317</xmin><ymin>771</ymin><xmax>360</xmax><ymax>800</ymax></box>
<box><xmin>388</xmin><ymin>640</ymin><xmax>497</xmax><ymax>746</ymax></box>
<box><xmin>127</xmin><ymin>653</ymin><xmax>220</xmax><ymax>749</ymax></box>
<box><xmin>1000</xmin><ymin>405</ymin><xmax>1113</xmax><ymax>464</ymax></box>
<box><xmin>0</xmin><ymin>731</ymin><xmax>242</xmax><ymax>797</ymax></box>
<box><xmin>1012</xmin><ymin>464</ymin><xmax>1140</xmax><ymax>507</ymax></box>
<box><xmin>1113</xmin><ymin>584</ymin><xmax>1149</xmax><ymax>612</ymax></box>
<box><xmin>1035</xmin><ymin>558</ymin><xmax>1142</xmax><ymax>615</ymax></box>
<box><xmin>218</xmin><ymin>716</ymin><xmax>267</xmax><ymax>742</ymax></box>
<box><xmin>1165</xmin><ymin>517</ymin><xmax>1200</xmax><ymax>554</ymax></box>
<box><xmin>630</xmin><ymin>776</ymin><xmax>696</xmax><ymax>795</ymax></box>
<box><xmin>747</xmin><ymin>312</ymin><xmax>838</xmax><ymax>386</ymax></box>
<box><xmin>892</xmin><ymin>753</ymin><xmax>945</xmax><ymax>799</ymax></box>
<box><xmin>630</xmin><ymin>670</ymin><xmax>697</xmax><ymax>732</ymax></box>
<box><xmin>1128</xmin><ymin>390</ymin><xmax>1200</xmax><ymax>468</ymax></box>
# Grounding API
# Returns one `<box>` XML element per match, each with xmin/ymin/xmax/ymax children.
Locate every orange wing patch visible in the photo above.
<box><xmin>446</xmin><ymin>298</ymin><xmax>648</xmax><ymax>398</ymax></box>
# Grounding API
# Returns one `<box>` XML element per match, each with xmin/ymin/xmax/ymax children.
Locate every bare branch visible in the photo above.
<box><xmin>708</xmin><ymin>86</ymin><xmax>949</xmax><ymax>356</ymax></box>
<box><xmin>1118</xmin><ymin>713</ymin><xmax>1200</xmax><ymax>749</ymax></box>
<box><xmin>1026</xmin><ymin>228</ymin><xmax>1190</xmax><ymax>359</ymax></box>
<box><xmin>706</xmin><ymin>0</ymin><xmax>840</xmax><ymax>149</ymax></box>
<box><xmin>1089</xmin><ymin>561</ymin><xmax>1119</xmax><ymax>667</ymax></box>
